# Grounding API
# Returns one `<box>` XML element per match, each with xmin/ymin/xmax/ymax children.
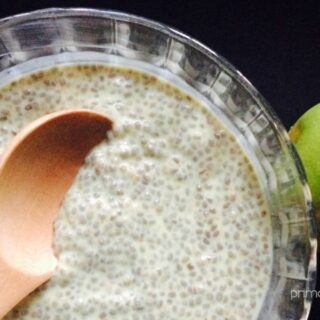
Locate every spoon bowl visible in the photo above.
<box><xmin>0</xmin><ymin>109</ymin><xmax>112</xmax><ymax>318</ymax></box>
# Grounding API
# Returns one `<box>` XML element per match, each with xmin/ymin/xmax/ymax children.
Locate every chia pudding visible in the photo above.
<box><xmin>1</xmin><ymin>64</ymin><xmax>272</xmax><ymax>320</ymax></box>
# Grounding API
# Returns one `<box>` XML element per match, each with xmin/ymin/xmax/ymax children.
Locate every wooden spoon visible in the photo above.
<box><xmin>0</xmin><ymin>109</ymin><xmax>112</xmax><ymax>318</ymax></box>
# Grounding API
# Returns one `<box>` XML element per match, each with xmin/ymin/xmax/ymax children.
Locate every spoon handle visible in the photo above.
<box><xmin>0</xmin><ymin>259</ymin><xmax>55</xmax><ymax>319</ymax></box>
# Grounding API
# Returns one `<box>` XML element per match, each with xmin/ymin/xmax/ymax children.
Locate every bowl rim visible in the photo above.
<box><xmin>0</xmin><ymin>7</ymin><xmax>317</xmax><ymax>319</ymax></box>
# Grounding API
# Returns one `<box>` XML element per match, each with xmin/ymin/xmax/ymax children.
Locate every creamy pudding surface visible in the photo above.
<box><xmin>1</xmin><ymin>64</ymin><xmax>272</xmax><ymax>320</ymax></box>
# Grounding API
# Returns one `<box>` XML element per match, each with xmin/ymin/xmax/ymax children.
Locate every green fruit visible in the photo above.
<box><xmin>289</xmin><ymin>103</ymin><xmax>320</xmax><ymax>209</ymax></box>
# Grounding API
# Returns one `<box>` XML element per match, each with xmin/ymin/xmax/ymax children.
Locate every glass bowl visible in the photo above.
<box><xmin>0</xmin><ymin>8</ymin><xmax>316</xmax><ymax>320</ymax></box>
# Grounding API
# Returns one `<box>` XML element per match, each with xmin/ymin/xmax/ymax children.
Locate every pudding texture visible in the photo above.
<box><xmin>1</xmin><ymin>64</ymin><xmax>272</xmax><ymax>320</ymax></box>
